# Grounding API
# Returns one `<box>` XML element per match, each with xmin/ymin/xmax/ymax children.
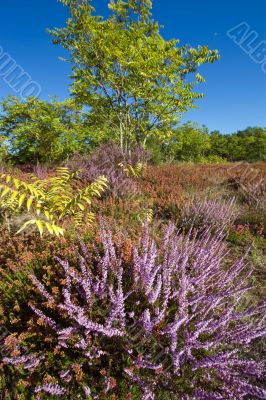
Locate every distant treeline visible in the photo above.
<box><xmin>209</xmin><ymin>127</ymin><xmax>266</xmax><ymax>162</ymax></box>
<box><xmin>155</xmin><ymin>124</ymin><xmax>266</xmax><ymax>163</ymax></box>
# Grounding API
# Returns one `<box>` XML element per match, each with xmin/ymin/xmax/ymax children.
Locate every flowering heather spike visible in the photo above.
<box><xmin>60</xmin><ymin>368</ymin><xmax>71</xmax><ymax>380</ymax></box>
<box><xmin>162</xmin><ymin>316</ymin><xmax>188</xmax><ymax>336</ymax></box>
<box><xmin>35</xmin><ymin>383</ymin><xmax>66</xmax><ymax>396</ymax></box>
<box><xmin>78</xmin><ymin>254</ymin><xmax>92</xmax><ymax>304</ymax></box>
<box><xmin>142</xmin><ymin>309</ymin><xmax>153</xmax><ymax>333</ymax></box>
<box><xmin>79</xmin><ymin>237</ymin><xmax>92</xmax><ymax>261</ymax></box>
<box><xmin>83</xmin><ymin>385</ymin><xmax>91</xmax><ymax>397</ymax></box>
<box><xmin>3</xmin><ymin>220</ymin><xmax>265</xmax><ymax>398</ymax></box>
<box><xmin>29</xmin><ymin>274</ymin><xmax>55</xmax><ymax>303</ymax></box>
<box><xmin>148</xmin><ymin>275</ymin><xmax>162</xmax><ymax>304</ymax></box>
<box><xmin>181</xmin><ymin>196</ymin><xmax>238</xmax><ymax>233</ymax></box>
<box><xmin>29</xmin><ymin>304</ymin><xmax>57</xmax><ymax>330</ymax></box>
<box><xmin>194</xmin><ymin>388</ymin><xmax>225</xmax><ymax>399</ymax></box>
<box><xmin>3</xmin><ymin>354</ymin><xmax>44</xmax><ymax>370</ymax></box>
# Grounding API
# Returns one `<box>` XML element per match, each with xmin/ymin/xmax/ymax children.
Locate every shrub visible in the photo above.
<box><xmin>197</xmin><ymin>155</ymin><xmax>227</xmax><ymax>164</ymax></box>
<box><xmin>1</xmin><ymin>221</ymin><xmax>265</xmax><ymax>399</ymax></box>
<box><xmin>140</xmin><ymin>165</ymin><xmax>187</xmax><ymax>219</ymax></box>
<box><xmin>67</xmin><ymin>143</ymin><xmax>148</xmax><ymax>198</ymax></box>
<box><xmin>180</xmin><ymin>196</ymin><xmax>238</xmax><ymax>233</ymax></box>
<box><xmin>226</xmin><ymin>163</ymin><xmax>266</xmax><ymax>209</ymax></box>
<box><xmin>139</xmin><ymin>163</ymin><xmax>237</xmax><ymax>220</ymax></box>
<box><xmin>233</xmin><ymin>207</ymin><xmax>266</xmax><ymax>239</ymax></box>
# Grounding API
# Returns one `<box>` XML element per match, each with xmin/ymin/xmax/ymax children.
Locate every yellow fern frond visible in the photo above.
<box><xmin>0</xmin><ymin>168</ymin><xmax>107</xmax><ymax>237</ymax></box>
<box><xmin>119</xmin><ymin>162</ymin><xmax>145</xmax><ymax>178</ymax></box>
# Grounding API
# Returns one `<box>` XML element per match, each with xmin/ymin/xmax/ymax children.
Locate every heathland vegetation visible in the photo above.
<box><xmin>0</xmin><ymin>1</ymin><xmax>265</xmax><ymax>399</ymax></box>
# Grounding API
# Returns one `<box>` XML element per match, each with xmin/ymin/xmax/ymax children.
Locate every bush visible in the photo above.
<box><xmin>225</xmin><ymin>163</ymin><xmax>266</xmax><ymax>209</ymax></box>
<box><xmin>197</xmin><ymin>155</ymin><xmax>227</xmax><ymax>164</ymax></box>
<box><xmin>180</xmin><ymin>196</ymin><xmax>238</xmax><ymax>233</ymax></box>
<box><xmin>1</xmin><ymin>221</ymin><xmax>265</xmax><ymax>399</ymax></box>
<box><xmin>67</xmin><ymin>143</ymin><xmax>148</xmax><ymax>198</ymax></box>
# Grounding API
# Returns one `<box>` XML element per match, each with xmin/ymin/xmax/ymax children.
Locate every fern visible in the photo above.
<box><xmin>118</xmin><ymin>162</ymin><xmax>145</xmax><ymax>178</ymax></box>
<box><xmin>136</xmin><ymin>207</ymin><xmax>153</xmax><ymax>225</ymax></box>
<box><xmin>0</xmin><ymin>168</ymin><xmax>108</xmax><ymax>236</ymax></box>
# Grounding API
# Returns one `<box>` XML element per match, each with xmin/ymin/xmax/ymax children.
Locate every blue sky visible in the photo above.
<box><xmin>0</xmin><ymin>0</ymin><xmax>265</xmax><ymax>133</ymax></box>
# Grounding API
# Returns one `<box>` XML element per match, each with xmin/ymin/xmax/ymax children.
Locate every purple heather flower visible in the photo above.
<box><xmin>83</xmin><ymin>385</ymin><xmax>91</xmax><ymax>397</ymax></box>
<box><xmin>35</xmin><ymin>383</ymin><xmax>66</xmax><ymax>396</ymax></box>
<box><xmin>5</xmin><ymin>220</ymin><xmax>265</xmax><ymax>399</ymax></box>
<box><xmin>29</xmin><ymin>305</ymin><xmax>57</xmax><ymax>330</ymax></box>
<box><xmin>181</xmin><ymin>196</ymin><xmax>238</xmax><ymax>232</ymax></box>
<box><xmin>29</xmin><ymin>274</ymin><xmax>55</xmax><ymax>303</ymax></box>
<box><xmin>3</xmin><ymin>354</ymin><xmax>44</xmax><ymax>370</ymax></box>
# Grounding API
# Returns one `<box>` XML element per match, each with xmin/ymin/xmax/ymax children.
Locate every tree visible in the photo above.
<box><xmin>0</xmin><ymin>96</ymin><xmax>91</xmax><ymax>164</ymax></box>
<box><xmin>164</xmin><ymin>122</ymin><xmax>211</xmax><ymax>162</ymax></box>
<box><xmin>236</xmin><ymin>127</ymin><xmax>266</xmax><ymax>161</ymax></box>
<box><xmin>209</xmin><ymin>131</ymin><xmax>229</xmax><ymax>159</ymax></box>
<box><xmin>49</xmin><ymin>0</ymin><xmax>219</xmax><ymax>155</ymax></box>
<box><xmin>208</xmin><ymin>127</ymin><xmax>266</xmax><ymax>162</ymax></box>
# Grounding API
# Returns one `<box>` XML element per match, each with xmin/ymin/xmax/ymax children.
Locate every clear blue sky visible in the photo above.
<box><xmin>0</xmin><ymin>0</ymin><xmax>265</xmax><ymax>133</ymax></box>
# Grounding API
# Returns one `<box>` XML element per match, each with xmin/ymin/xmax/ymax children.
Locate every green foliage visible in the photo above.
<box><xmin>196</xmin><ymin>154</ymin><xmax>227</xmax><ymax>164</ymax></box>
<box><xmin>0</xmin><ymin>96</ymin><xmax>92</xmax><ymax>164</ymax></box>
<box><xmin>136</xmin><ymin>206</ymin><xmax>153</xmax><ymax>225</ymax></box>
<box><xmin>155</xmin><ymin>124</ymin><xmax>266</xmax><ymax>163</ymax></box>
<box><xmin>209</xmin><ymin>127</ymin><xmax>266</xmax><ymax>162</ymax></box>
<box><xmin>49</xmin><ymin>0</ymin><xmax>219</xmax><ymax>154</ymax></box>
<box><xmin>164</xmin><ymin>122</ymin><xmax>211</xmax><ymax>162</ymax></box>
<box><xmin>0</xmin><ymin>167</ymin><xmax>108</xmax><ymax>236</ymax></box>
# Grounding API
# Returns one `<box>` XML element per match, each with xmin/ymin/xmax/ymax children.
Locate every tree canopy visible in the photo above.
<box><xmin>0</xmin><ymin>96</ymin><xmax>90</xmax><ymax>164</ymax></box>
<box><xmin>160</xmin><ymin>125</ymin><xmax>266</xmax><ymax>163</ymax></box>
<box><xmin>0</xmin><ymin>0</ymin><xmax>263</xmax><ymax>165</ymax></box>
<box><xmin>49</xmin><ymin>0</ymin><xmax>219</xmax><ymax>154</ymax></box>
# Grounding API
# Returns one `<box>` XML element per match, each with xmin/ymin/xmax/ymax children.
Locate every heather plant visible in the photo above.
<box><xmin>140</xmin><ymin>165</ymin><xmax>187</xmax><ymax>219</ymax></box>
<box><xmin>93</xmin><ymin>195</ymin><xmax>155</xmax><ymax>237</ymax></box>
<box><xmin>67</xmin><ymin>142</ymin><xmax>148</xmax><ymax>198</ymax></box>
<box><xmin>1</xmin><ymin>221</ymin><xmax>265</xmax><ymax>399</ymax></box>
<box><xmin>139</xmin><ymin>164</ymin><xmax>231</xmax><ymax>220</ymax></box>
<box><xmin>226</xmin><ymin>163</ymin><xmax>266</xmax><ymax>210</ymax></box>
<box><xmin>235</xmin><ymin>208</ymin><xmax>266</xmax><ymax>242</ymax></box>
<box><xmin>180</xmin><ymin>196</ymin><xmax>238</xmax><ymax>233</ymax></box>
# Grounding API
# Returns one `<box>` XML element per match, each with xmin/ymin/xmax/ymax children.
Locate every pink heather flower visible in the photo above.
<box><xmin>29</xmin><ymin>304</ymin><xmax>57</xmax><ymax>330</ymax></box>
<box><xmin>83</xmin><ymin>385</ymin><xmax>91</xmax><ymax>397</ymax></box>
<box><xmin>2</xmin><ymin>354</ymin><xmax>44</xmax><ymax>370</ymax></box>
<box><xmin>4</xmin><ymin>220</ymin><xmax>265</xmax><ymax>399</ymax></box>
<box><xmin>35</xmin><ymin>383</ymin><xmax>66</xmax><ymax>396</ymax></box>
<box><xmin>181</xmin><ymin>196</ymin><xmax>237</xmax><ymax>232</ymax></box>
